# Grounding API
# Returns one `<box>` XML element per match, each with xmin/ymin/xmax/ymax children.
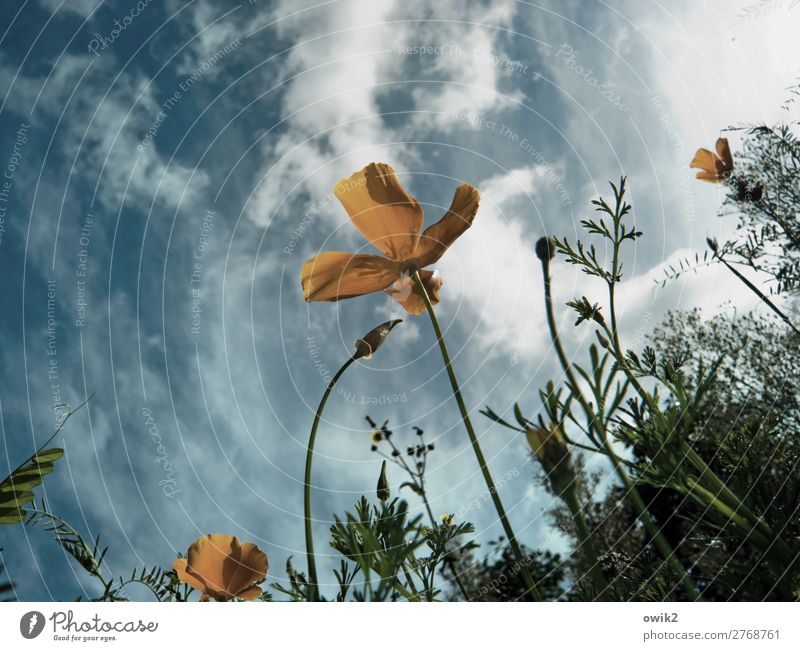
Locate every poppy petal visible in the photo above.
<box><xmin>335</xmin><ymin>163</ymin><xmax>424</xmax><ymax>261</ymax></box>
<box><xmin>301</xmin><ymin>252</ymin><xmax>399</xmax><ymax>302</ymax></box>
<box><xmin>235</xmin><ymin>585</ymin><xmax>263</xmax><ymax>601</ymax></box>
<box><xmin>412</xmin><ymin>183</ymin><xmax>479</xmax><ymax>268</ymax></box>
<box><xmin>222</xmin><ymin>541</ymin><xmax>268</xmax><ymax>597</ymax></box>
<box><xmin>172</xmin><ymin>558</ymin><xmax>208</xmax><ymax>592</ymax></box>
<box><xmin>386</xmin><ymin>269</ymin><xmax>442</xmax><ymax>315</ymax></box>
<box><xmin>186</xmin><ymin>534</ymin><xmax>237</xmax><ymax>595</ymax></box>
<box><xmin>689</xmin><ymin>148</ymin><xmax>716</xmax><ymax>173</ymax></box>
<box><xmin>715</xmin><ymin>137</ymin><xmax>733</xmax><ymax>171</ymax></box>
<box><xmin>695</xmin><ymin>171</ymin><xmax>723</xmax><ymax>183</ymax></box>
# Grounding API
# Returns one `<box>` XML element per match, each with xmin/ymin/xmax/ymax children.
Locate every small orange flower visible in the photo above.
<box><xmin>690</xmin><ymin>137</ymin><xmax>733</xmax><ymax>182</ymax></box>
<box><xmin>301</xmin><ymin>163</ymin><xmax>480</xmax><ymax>314</ymax></box>
<box><xmin>172</xmin><ymin>534</ymin><xmax>268</xmax><ymax>602</ymax></box>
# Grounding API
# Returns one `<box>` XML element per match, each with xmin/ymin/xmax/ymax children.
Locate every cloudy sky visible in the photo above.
<box><xmin>0</xmin><ymin>0</ymin><xmax>798</xmax><ymax>600</ymax></box>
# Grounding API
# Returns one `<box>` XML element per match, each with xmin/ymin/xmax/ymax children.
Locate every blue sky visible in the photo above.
<box><xmin>0</xmin><ymin>0</ymin><xmax>798</xmax><ymax>600</ymax></box>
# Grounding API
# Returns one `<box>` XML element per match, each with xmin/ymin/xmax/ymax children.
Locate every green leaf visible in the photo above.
<box><xmin>33</xmin><ymin>448</ymin><xmax>64</xmax><ymax>464</ymax></box>
<box><xmin>0</xmin><ymin>400</ymin><xmax>85</xmax><ymax>527</ymax></box>
<box><xmin>0</xmin><ymin>478</ymin><xmax>43</xmax><ymax>492</ymax></box>
<box><xmin>1</xmin><ymin>463</ymin><xmax>55</xmax><ymax>489</ymax></box>
<box><xmin>0</xmin><ymin>490</ymin><xmax>35</xmax><ymax>509</ymax></box>
<box><xmin>0</xmin><ymin>512</ymin><xmax>25</xmax><ymax>525</ymax></box>
<box><xmin>0</xmin><ymin>460</ymin><xmax>58</xmax><ymax>524</ymax></box>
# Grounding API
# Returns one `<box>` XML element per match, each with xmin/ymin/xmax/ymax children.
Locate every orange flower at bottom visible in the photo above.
<box><xmin>690</xmin><ymin>137</ymin><xmax>733</xmax><ymax>182</ymax></box>
<box><xmin>172</xmin><ymin>534</ymin><xmax>268</xmax><ymax>602</ymax></box>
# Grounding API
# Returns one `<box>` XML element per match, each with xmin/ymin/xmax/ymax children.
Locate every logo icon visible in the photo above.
<box><xmin>20</xmin><ymin>611</ymin><xmax>45</xmax><ymax>639</ymax></box>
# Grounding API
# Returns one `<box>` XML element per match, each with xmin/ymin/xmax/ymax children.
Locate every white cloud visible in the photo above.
<box><xmin>435</xmin><ymin>165</ymin><xmax>555</xmax><ymax>359</ymax></box>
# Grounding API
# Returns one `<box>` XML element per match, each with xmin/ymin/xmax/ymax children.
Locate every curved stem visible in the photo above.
<box><xmin>304</xmin><ymin>355</ymin><xmax>357</xmax><ymax>602</ymax></box>
<box><xmin>411</xmin><ymin>272</ymin><xmax>543</xmax><ymax>601</ymax></box>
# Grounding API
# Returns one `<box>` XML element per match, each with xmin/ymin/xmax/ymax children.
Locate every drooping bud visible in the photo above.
<box><xmin>535</xmin><ymin>236</ymin><xmax>556</xmax><ymax>262</ymax></box>
<box><xmin>354</xmin><ymin>319</ymin><xmax>402</xmax><ymax>360</ymax></box>
<box><xmin>376</xmin><ymin>460</ymin><xmax>390</xmax><ymax>501</ymax></box>
<box><xmin>525</xmin><ymin>424</ymin><xmax>574</xmax><ymax>495</ymax></box>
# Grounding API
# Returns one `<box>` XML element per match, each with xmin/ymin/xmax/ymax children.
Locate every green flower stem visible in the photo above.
<box><xmin>597</xmin><ymin>317</ymin><xmax>784</xmax><ymax>553</ymax></box>
<box><xmin>418</xmin><ymin>487</ymin><xmax>472</xmax><ymax>601</ymax></box>
<box><xmin>684</xmin><ymin>448</ymin><xmax>783</xmax><ymax>548</ymax></box>
<box><xmin>562</xmin><ymin>487</ymin><xmax>608</xmax><ymax>598</ymax></box>
<box><xmin>541</xmin><ymin>257</ymin><xmax>703</xmax><ymax>601</ymax></box>
<box><xmin>684</xmin><ymin>479</ymin><xmax>794</xmax><ymax>582</ymax></box>
<box><xmin>685</xmin><ymin>479</ymin><xmax>770</xmax><ymax>545</ymax></box>
<box><xmin>412</xmin><ymin>271</ymin><xmax>543</xmax><ymax>601</ymax></box>
<box><xmin>381</xmin><ymin>429</ymin><xmax>472</xmax><ymax>601</ymax></box>
<box><xmin>686</xmin><ymin>465</ymin><xmax>792</xmax><ymax>561</ymax></box>
<box><xmin>304</xmin><ymin>355</ymin><xmax>358</xmax><ymax>602</ymax></box>
<box><xmin>603</xmin><ymin>217</ymin><xmax>704</xmax><ymax>599</ymax></box>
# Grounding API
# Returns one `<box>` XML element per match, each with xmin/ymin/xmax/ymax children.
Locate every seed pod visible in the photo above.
<box><xmin>535</xmin><ymin>236</ymin><xmax>556</xmax><ymax>262</ymax></box>
<box><xmin>376</xmin><ymin>460</ymin><xmax>390</xmax><ymax>501</ymax></box>
<box><xmin>354</xmin><ymin>319</ymin><xmax>403</xmax><ymax>360</ymax></box>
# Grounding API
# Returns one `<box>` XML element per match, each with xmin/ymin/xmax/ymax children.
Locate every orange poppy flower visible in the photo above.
<box><xmin>690</xmin><ymin>137</ymin><xmax>733</xmax><ymax>182</ymax></box>
<box><xmin>172</xmin><ymin>534</ymin><xmax>268</xmax><ymax>602</ymax></box>
<box><xmin>301</xmin><ymin>163</ymin><xmax>480</xmax><ymax>315</ymax></box>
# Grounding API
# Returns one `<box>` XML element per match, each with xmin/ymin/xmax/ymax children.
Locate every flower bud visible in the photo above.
<box><xmin>595</xmin><ymin>329</ymin><xmax>610</xmax><ymax>349</ymax></box>
<box><xmin>525</xmin><ymin>424</ymin><xmax>574</xmax><ymax>495</ymax></box>
<box><xmin>354</xmin><ymin>319</ymin><xmax>402</xmax><ymax>360</ymax></box>
<box><xmin>535</xmin><ymin>236</ymin><xmax>556</xmax><ymax>262</ymax></box>
<box><xmin>376</xmin><ymin>460</ymin><xmax>390</xmax><ymax>501</ymax></box>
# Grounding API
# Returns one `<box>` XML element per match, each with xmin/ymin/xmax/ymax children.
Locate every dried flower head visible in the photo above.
<box><xmin>354</xmin><ymin>319</ymin><xmax>402</xmax><ymax>360</ymax></box>
<box><xmin>525</xmin><ymin>424</ymin><xmax>574</xmax><ymax>495</ymax></box>
<box><xmin>535</xmin><ymin>236</ymin><xmax>556</xmax><ymax>262</ymax></box>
